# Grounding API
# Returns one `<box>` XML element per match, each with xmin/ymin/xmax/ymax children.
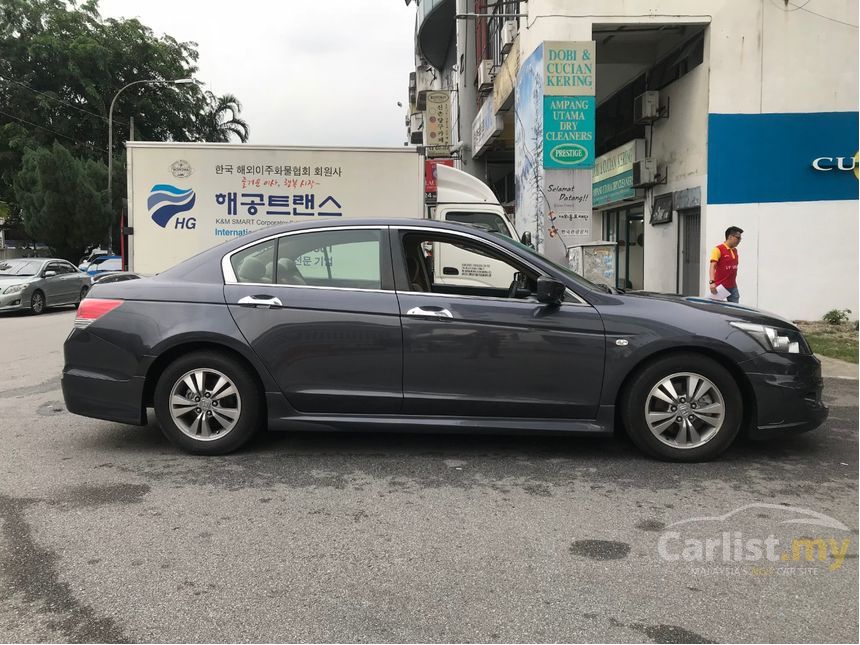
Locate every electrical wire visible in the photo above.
<box><xmin>789</xmin><ymin>1</ymin><xmax>859</xmax><ymax>28</ymax></box>
<box><xmin>0</xmin><ymin>73</ymin><xmax>109</xmax><ymax>122</ymax></box>
<box><xmin>0</xmin><ymin>108</ymin><xmax>101</xmax><ymax>152</ymax></box>
<box><xmin>769</xmin><ymin>0</ymin><xmax>811</xmax><ymax>11</ymax></box>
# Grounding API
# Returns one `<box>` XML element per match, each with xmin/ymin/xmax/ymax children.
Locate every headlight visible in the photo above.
<box><xmin>730</xmin><ymin>321</ymin><xmax>809</xmax><ymax>354</ymax></box>
<box><xmin>3</xmin><ymin>284</ymin><xmax>27</xmax><ymax>295</ymax></box>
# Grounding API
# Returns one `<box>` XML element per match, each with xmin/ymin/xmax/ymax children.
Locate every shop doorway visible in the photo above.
<box><xmin>678</xmin><ymin>207</ymin><xmax>701</xmax><ymax>295</ymax></box>
<box><xmin>603</xmin><ymin>204</ymin><xmax>645</xmax><ymax>290</ymax></box>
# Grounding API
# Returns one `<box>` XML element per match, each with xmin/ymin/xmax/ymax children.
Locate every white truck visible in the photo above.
<box><xmin>126</xmin><ymin>142</ymin><xmax>522</xmax><ymax>285</ymax></box>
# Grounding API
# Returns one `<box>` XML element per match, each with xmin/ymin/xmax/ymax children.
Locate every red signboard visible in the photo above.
<box><xmin>424</xmin><ymin>158</ymin><xmax>455</xmax><ymax>203</ymax></box>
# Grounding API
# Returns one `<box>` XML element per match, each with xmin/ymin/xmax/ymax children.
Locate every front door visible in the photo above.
<box><xmin>224</xmin><ymin>227</ymin><xmax>403</xmax><ymax>415</ymax></box>
<box><xmin>679</xmin><ymin>208</ymin><xmax>702</xmax><ymax>296</ymax></box>
<box><xmin>392</xmin><ymin>228</ymin><xmax>605</xmax><ymax>419</ymax></box>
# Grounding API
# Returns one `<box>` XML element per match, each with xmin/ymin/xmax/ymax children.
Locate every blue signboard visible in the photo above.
<box><xmin>708</xmin><ymin>111</ymin><xmax>858</xmax><ymax>204</ymax></box>
<box><xmin>543</xmin><ymin>95</ymin><xmax>595</xmax><ymax>169</ymax></box>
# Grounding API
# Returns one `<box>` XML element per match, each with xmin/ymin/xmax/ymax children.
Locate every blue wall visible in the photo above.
<box><xmin>708</xmin><ymin>112</ymin><xmax>858</xmax><ymax>204</ymax></box>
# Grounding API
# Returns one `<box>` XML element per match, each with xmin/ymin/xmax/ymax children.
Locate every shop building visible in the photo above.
<box><xmin>405</xmin><ymin>0</ymin><xmax>858</xmax><ymax>320</ymax></box>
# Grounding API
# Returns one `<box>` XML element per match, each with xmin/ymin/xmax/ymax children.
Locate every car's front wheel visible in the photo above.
<box><xmin>30</xmin><ymin>290</ymin><xmax>45</xmax><ymax>315</ymax></box>
<box><xmin>154</xmin><ymin>351</ymin><xmax>262</xmax><ymax>455</ymax></box>
<box><xmin>621</xmin><ymin>353</ymin><xmax>742</xmax><ymax>462</ymax></box>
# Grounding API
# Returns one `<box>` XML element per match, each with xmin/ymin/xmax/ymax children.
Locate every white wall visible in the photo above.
<box><xmin>643</xmin><ymin>29</ymin><xmax>711</xmax><ymax>294</ymax></box>
<box><xmin>707</xmin><ymin>201</ymin><xmax>859</xmax><ymax>321</ymax></box>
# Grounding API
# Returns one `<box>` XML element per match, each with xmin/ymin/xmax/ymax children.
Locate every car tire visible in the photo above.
<box><xmin>153</xmin><ymin>351</ymin><xmax>263</xmax><ymax>455</ymax></box>
<box><xmin>76</xmin><ymin>286</ymin><xmax>89</xmax><ymax>307</ymax></box>
<box><xmin>30</xmin><ymin>290</ymin><xmax>45</xmax><ymax>315</ymax></box>
<box><xmin>621</xmin><ymin>353</ymin><xmax>742</xmax><ymax>462</ymax></box>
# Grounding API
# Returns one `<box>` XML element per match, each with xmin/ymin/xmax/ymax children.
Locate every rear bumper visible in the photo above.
<box><xmin>62</xmin><ymin>368</ymin><xmax>147</xmax><ymax>425</ymax></box>
<box><xmin>741</xmin><ymin>352</ymin><xmax>828</xmax><ymax>437</ymax></box>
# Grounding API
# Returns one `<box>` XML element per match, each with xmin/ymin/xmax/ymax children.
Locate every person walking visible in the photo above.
<box><xmin>709</xmin><ymin>226</ymin><xmax>742</xmax><ymax>302</ymax></box>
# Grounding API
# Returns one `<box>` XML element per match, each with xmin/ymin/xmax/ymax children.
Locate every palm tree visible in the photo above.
<box><xmin>199</xmin><ymin>92</ymin><xmax>249</xmax><ymax>143</ymax></box>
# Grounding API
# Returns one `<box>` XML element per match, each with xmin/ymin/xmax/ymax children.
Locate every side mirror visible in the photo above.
<box><xmin>43</xmin><ymin>270</ymin><xmax>57</xmax><ymax>278</ymax></box>
<box><xmin>535</xmin><ymin>276</ymin><xmax>565</xmax><ymax>304</ymax></box>
<box><xmin>520</xmin><ymin>231</ymin><xmax>534</xmax><ymax>248</ymax></box>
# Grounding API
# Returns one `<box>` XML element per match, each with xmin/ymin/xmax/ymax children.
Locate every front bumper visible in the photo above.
<box><xmin>740</xmin><ymin>352</ymin><xmax>828</xmax><ymax>436</ymax></box>
<box><xmin>0</xmin><ymin>289</ymin><xmax>28</xmax><ymax>311</ymax></box>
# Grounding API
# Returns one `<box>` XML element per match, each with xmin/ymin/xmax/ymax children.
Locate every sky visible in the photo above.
<box><xmin>96</xmin><ymin>0</ymin><xmax>417</xmax><ymax>147</ymax></box>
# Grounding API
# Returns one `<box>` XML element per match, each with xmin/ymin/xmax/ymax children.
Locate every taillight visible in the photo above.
<box><xmin>74</xmin><ymin>298</ymin><xmax>123</xmax><ymax>328</ymax></box>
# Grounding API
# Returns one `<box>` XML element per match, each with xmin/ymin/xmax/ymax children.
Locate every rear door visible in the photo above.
<box><xmin>224</xmin><ymin>226</ymin><xmax>403</xmax><ymax>414</ymax></box>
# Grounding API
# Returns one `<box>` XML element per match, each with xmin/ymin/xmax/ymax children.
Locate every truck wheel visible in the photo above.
<box><xmin>154</xmin><ymin>351</ymin><xmax>262</xmax><ymax>455</ymax></box>
<box><xmin>621</xmin><ymin>353</ymin><xmax>742</xmax><ymax>462</ymax></box>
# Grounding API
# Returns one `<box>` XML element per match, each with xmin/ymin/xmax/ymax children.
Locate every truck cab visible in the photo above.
<box><xmin>428</xmin><ymin>164</ymin><xmax>521</xmax><ymax>290</ymax></box>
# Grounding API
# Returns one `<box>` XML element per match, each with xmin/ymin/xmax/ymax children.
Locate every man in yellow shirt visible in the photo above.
<box><xmin>709</xmin><ymin>226</ymin><xmax>742</xmax><ymax>302</ymax></box>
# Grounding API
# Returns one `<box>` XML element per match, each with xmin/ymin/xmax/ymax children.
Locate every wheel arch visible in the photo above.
<box><xmin>142</xmin><ymin>341</ymin><xmax>268</xmax><ymax>414</ymax></box>
<box><xmin>614</xmin><ymin>346</ymin><xmax>757</xmax><ymax>433</ymax></box>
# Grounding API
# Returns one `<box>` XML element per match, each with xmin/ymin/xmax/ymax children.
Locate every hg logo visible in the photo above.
<box><xmin>148</xmin><ymin>184</ymin><xmax>197</xmax><ymax>229</ymax></box>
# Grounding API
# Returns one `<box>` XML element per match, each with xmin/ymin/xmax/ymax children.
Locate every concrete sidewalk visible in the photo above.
<box><xmin>817</xmin><ymin>354</ymin><xmax>859</xmax><ymax>380</ymax></box>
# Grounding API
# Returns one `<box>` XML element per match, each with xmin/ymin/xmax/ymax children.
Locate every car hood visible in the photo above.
<box><xmin>0</xmin><ymin>275</ymin><xmax>37</xmax><ymax>285</ymax></box>
<box><xmin>622</xmin><ymin>290</ymin><xmax>798</xmax><ymax>329</ymax></box>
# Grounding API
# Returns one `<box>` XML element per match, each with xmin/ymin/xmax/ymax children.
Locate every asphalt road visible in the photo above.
<box><xmin>1</xmin><ymin>308</ymin><xmax>857</xmax><ymax>643</ymax></box>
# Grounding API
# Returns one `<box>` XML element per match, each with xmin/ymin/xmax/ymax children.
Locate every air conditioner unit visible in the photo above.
<box><xmin>634</xmin><ymin>91</ymin><xmax>661</xmax><ymax>124</ymax></box>
<box><xmin>501</xmin><ymin>21</ymin><xmax>517</xmax><ymax>54</ymax></box>
<box><xmin>478</xmin><ymin>59</ymin><xmax>495</xmax><ymax>91</ymax></box>
<box><xmin>632</xmin><ymin>157</ymin><xmax>658</xmax><ymax>187</ymax></box>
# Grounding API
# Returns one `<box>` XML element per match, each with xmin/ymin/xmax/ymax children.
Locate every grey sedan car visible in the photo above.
<box><xmin>0</xmin><ymin>258</ymin><xmax>91</xmax><ymax>314</ymax></box>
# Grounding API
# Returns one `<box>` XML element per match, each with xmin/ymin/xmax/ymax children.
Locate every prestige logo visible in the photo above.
<box><xmin>148</xmin><ymin>184</ymin><xmax>197</xmax><ymax>229</ymax></box>
<box><xmin>549</xmin><ymin>143</ymin><xmax>589</xmax><ymax>165</ymax></box>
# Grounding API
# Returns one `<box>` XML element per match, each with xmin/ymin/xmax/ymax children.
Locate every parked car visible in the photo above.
<box><xmin>0</xmin><ymin>258</ymin><xmax>91</xmax><ymax>314</ymax></box>
<box><xmin>90</xmin><ymin>271</ymin><xmax>143</xmax><ymax>285</ymax></box>
<box><xmin>83</xmin><ymin>255</ymin><xmax>123</xmax><ymax>276</ymax></box>
<box><xmin>77</xmin><ymin>247</ymin><xmax>111</xmax><ymax>271</ymax></box>
<box><xmin>62</xmin><ymin>219</ymin><xmax>827</xmax><ymax>460</ymax></box>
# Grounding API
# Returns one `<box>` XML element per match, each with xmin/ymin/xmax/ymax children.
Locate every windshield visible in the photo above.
<box><xmin>0</xmin><ymin>259</ymin><xmax>42</xmax><ymax>276</ymax></box>
<box><xmin>497</xmin><ymin>235</ymin><xmax>603</xmax><ymax>291</ymax></box>
<box><xmin>445</xmin><ymin>212</ymin><xmax>513</xmax><ymax>238</ymax></box>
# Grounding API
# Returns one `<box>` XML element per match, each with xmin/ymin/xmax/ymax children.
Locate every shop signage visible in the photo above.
<box><xmin>592</xmin><ymin>139</ymin><xmax>646</xmax><ymax>207</ymax></box>
<box><xmin>424</xmin><ymin>158</ymin><xmax>455</xmax><ymax>204</ymax></box>
<box><xmin>472</xmin><ymin>95</ymin><xmax>504</xmax><ymax>159</ymax></box>
<box><xmin>546</xmin><ymin>169</ymin><xmax>592</xmax><ymax>247</ymax></box>
<box><xmin>424</xmin><ymin>91</ymin><xmax>451</xmax><ymax>158</ymax></box>
<box><xmin>542</xmin><ymin>41</ymin><xmax>595</xmax><ymax>170</ymax></box>
<box><xmin>543</xmin><ymin>41</ymin><xmax>595</xmax><ymax>97</ymax></box>
<box><xmin>811</xmin><ymin>153</ymin><xmax>858</xmax><ymax>177</ymax></box>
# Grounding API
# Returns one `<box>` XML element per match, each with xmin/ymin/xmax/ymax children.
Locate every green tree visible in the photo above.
<box><xmin>13</xmin><ymin>141</ymin><xmax>111</xmax><ymax>261</ymax></box>
<box><xmin>199</xmin><ymin>92</ymin><xmax>250</xmax><ymax>143</ymax></box>
<box><xmin>0</xmin><ymin>0</ymin><xmax>249</xmax><ymax>243</ymax></box>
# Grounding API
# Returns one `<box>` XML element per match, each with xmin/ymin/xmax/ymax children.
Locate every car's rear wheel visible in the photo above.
<box><xmin>30</xmin><ymin>290</ymin><xmax>45</xmax><ymax>315</ymax></box>
<box><xmin>154</xmin><ymin>351</ymin><xmax>262</xmax><ymax>455</ymax></box>
<box><xmin>76</xmin><ymin>286</ymin><xmax>89</xmax><ymax>307</ymax></box>
<box><xmin>621</xmin><ymin>353</ymin><xmax>742</xmax><ymax>462</ymax></box>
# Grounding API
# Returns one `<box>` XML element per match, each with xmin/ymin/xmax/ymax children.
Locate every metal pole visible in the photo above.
<box><xmin>106</xmin><ymin>78</ymin><xmax>193</xmax><ymax>250</ymax></box>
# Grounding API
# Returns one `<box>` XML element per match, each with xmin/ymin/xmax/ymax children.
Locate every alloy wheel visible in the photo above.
<box><xmin>644</xmin><ymin>371</ymin><xmax>725</xmax><ymax>449</ymax></box>
<box><xmin>169</xmin><ymin>368</ymin><xmax>242</xmax><ymax>441</ymax></box>
<box><xmin>31</xmin><ymin>292</ymin><xmax>44</xmax><ymax>314</ymax></box>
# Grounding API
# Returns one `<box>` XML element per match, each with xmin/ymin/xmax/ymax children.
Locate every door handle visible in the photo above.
<box><xmin>238</xmin><ymin>295</ymin><xmax>283</xmax><ymax>308</ymax></box>
<box><xmin>406</xmin><ymin>306</ymin><xmax>453</xmax><ymax>319</ymax></box>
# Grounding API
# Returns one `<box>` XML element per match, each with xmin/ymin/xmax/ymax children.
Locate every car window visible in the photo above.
<box><xmin>231</xmin><ymin>239</ymin><xmax>276</xmax><ymax>284</ymax></box>
<box><xmin>100</xmin><ymin>259</ymin><xmax>122</xmax><ymax>272</ymax></box>
<box><xmin>275</xmin><ymin>229</ymin><xmax>383</xmax><ymax>290</ymax></box>
<box><xmin>444</xmin><ymin>212</ymin><xmax>513</xmax><ymax>238</ymax></box>
<box><xmin>0</xmin><ymin>260</ymin><xmax>42</xmax><ymax>276</ymax></box>
<box><xmin>402</xmin><ymin>233</ymin><xmax>535</xmax><ymax>298</ymax></box>
<box><xmin>46</xmin><ymin>263</ymin><xmax>63</xmax><ymax>275</ymax></box>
